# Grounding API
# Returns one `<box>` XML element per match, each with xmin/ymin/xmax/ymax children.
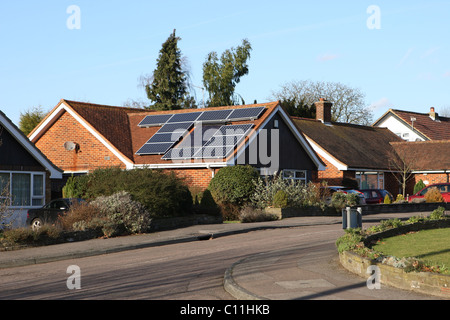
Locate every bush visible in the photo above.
<box><xmin>384</xmin><ymin>194</ymin><xmax>392</xmax><ymax>204</ymax></box>
<box><xmin>208</xmin><ymin>165</ymin><xmax>259</xmax><ymax>206</ymax></box>
<box><xmin>273</xmin><ymin>190</ymin><xmax>289</xmax><ymax>208</ymax></box>
<box><xmin>68</xmin><ymin>168</ymin><xmax>193</xmax><ymax>218</ymax></box>
<box><xmin>424</xmin><ymin>187</ymin><xmax>444</xmax><ymax>203</ymax></box>
<box><xmin>2</xmin><ymin>225</ymin><xmax>61</xmax><ymax>246</ymax></box>
<box><xmin>429</xmin><ymin>207</ymin><xmax>446</xmax><ymax>220</ymax></box>
<box><xmin>91</xmin><ymin>191</ymin><xmax>151</xmax><ymax>236</ymax></box>
<box><xmin>239</xmin><ymin>205</ymin><xmax>278</xmax><ymax>223</ymax></box>
<box><xmin>413</xmin><ymin>180</ymin><xmax>427</xmax><ymax>194</ymax></box>
<box><xmin>193</xmin><ymin>189</ymin><xmax>220</xmax><ymax>216</ymax></box>
<box><xmin>58</xmin><ymin>201</ymin><xmax>101</xmax><ymax>231</ymax></box>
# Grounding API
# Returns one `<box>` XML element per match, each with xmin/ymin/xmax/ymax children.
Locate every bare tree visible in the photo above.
<box><xmin>270</xmin><ymin>80</ymin><xmax>374</xmax><ymax>125</ymax></box>
<box><xmin>388</xmin><ymin>147</ymin><xmax>416</xmax><ymax>197</ymax></box>
<box><xmin>439</xmin><ymin>105</ymin><xmax>450</xmax><ymax>117</ymax></box>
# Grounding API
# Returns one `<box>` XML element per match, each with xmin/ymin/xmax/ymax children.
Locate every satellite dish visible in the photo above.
<box><xmin>64</xmin><ymin>141</ymin><xmax>78</xmax><ymax>151</ymax></box>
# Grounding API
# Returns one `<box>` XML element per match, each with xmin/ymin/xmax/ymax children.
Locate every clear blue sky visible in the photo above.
<box><xmin>1</xmin><ymin>0</ymin><xmax>449</xmax><ymax>125</ymax></box>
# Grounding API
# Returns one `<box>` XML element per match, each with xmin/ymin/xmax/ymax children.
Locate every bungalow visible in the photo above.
<box><xmin>292</xmin><ymin>99</ymin><xmax>403</xmax><ymax>195</ymax></box>
<box><xmin>0</xmin><ymin>110</ymin><xmax>62</xmax><ymax>227</ymax></box>
<box><xmin>29</xmin><ymin>99</ymin><xmax>325</xmax><ymax>195</ymax></box>
<box><xmin>390</xmin><ymin>140</ymin><xmax>450</xmax><ymax>194</ymax></box>
<box><xmin>373</xmin><ymin>107</ymin><xmax>450</xmax><ymax>141</ymax></box>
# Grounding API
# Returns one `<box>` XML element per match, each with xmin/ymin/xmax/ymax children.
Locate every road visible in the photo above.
<box><xmin>0</xmin><ymin>213</ymin><xmax>438</xmax><ymax>301</ymax></box>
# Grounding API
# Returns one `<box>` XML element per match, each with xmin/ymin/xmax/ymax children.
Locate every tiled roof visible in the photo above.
<box><xmin>45</xmin><ymin>100</ymin><xmax>281</xmax><ymax>165</ymax></box>
<box><xmin>63</xmin><ymin>100</ymin><xmax>147</xmax><ymax>161</ymax></box>
<box><xmin>292</xmin><ymin>117</ymin><xmax>403</xmax><ymax>170</ymax></box>
<box><xmin>375</xmin><ymin>109</ymin><xmax>450</xmax><ymax>140</ymax></box>
<box><xmin>390</xmin><ymin>140</ymin><xmax>450</xmax><ymax>171</ymax></box>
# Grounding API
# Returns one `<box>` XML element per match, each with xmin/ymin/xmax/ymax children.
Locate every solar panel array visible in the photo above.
<box><xmin>137</xmin><ymin>106</ymin><xmax>266</xmax><ymax>157</ymax></box>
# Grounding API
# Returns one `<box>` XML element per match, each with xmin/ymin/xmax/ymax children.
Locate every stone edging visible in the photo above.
<box><xmin>339</xmin><ymin>220</ymin><xmax>450</xmax><ymax>299</ymax></box>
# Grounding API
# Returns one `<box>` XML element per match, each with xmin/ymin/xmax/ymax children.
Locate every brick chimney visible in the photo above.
<box><xmin>315</xmin><ymin>98</ymin><xmax>332</xmax><ymax>124</ymax></box>
<box><xmin>429</xmin><ymin>107</ymin><xmax>439</xmax><ymax>121</ymax></box>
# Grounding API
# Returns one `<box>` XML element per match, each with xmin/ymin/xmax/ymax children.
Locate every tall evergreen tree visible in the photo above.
<box><xmin>202</xmin><ymin>39</ymin><xmax>252</xmax><ymax>107</ymax></box>
<box><xmin>146</xmin><ymin>30</ymin><xmax>194</xmax><ymax>110</ymax></box>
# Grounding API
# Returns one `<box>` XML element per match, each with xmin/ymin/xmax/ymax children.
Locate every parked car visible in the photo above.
<box><xmin>26</xmin><ymin>198</ymin><xmax>84</xmax><ymax>230</ymax></box>
<box><xmin>408</xmin><ymin>183</ymin><xmax>450</xmax><ymax>202</ymax></box>
<box><xmin>320</xmin><ymin>186</ymin><xmax>366</xmax><ymax>205</ymax></box>
<box><xmin>360</xmin><ymin>189</ymin><xmax>394</xmax><ymax>204</ymax></box>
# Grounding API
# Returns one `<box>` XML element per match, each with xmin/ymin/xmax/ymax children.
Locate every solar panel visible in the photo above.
<box><xmin>167</xmin><ymin>112</ymin><xmax>202</xmax><ymax>123</ymax></box>
<box><xmin>138</xmin><ymin>114</ymin><xmax>173</xmax><ymax>127</ymax></box>
<box><xmin>196</xmin><ymin>109</ymin><xmax>233</xmax><ymax>122</ymax></box>
<box><xmin>162</xmin><ymin>147</ymin><xmax>201</xmax><ymax>160</ymax></box>
<box><xmin>227</xmin><ymin>107</ymin><xmax>266</xmax><ymax>121</ymax></box>
<box><xmin>192</xmin><ymin>124</ymin><xmax>254</xmax><ymax>159</ymax></box>
<box><xmin>146</xmin><ymin>132</ymin><xmax>185</xmax><ymax>144</ymax></box>
<box><xmin>157</xmin><ymin>122</ymin><xmax>194</xmax><ymax>133</ymax></box>
<box><xmin>136</xmin><ymin>143</ymin><xmax>174</xmax><ymax>155</ymax></box>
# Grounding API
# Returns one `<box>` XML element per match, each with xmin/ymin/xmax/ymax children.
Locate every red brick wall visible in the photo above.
<box><xmin>315</xmin><ymin>156</ymin><xmax>344</xmax><ymax>185</ymax></box>
<box><xmin>412</xmin><ymin>173</ymin><xmax>450</xmax><ymax>190</ymax></box>
<box><xmin>166</xmin><ymin>168</ymin><xmax>216</xmax><ymax>191</ymax></box>
<box><xmin>35</xmin><ymin>111</ymin><xmax>125</xmax><ymax>172</ymax></box>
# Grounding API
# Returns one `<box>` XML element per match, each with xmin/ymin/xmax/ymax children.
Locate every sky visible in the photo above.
<box><xmin>1</xmin><ymin>0</ymin><xmax>449</xmax><ymax>126</ymax></box>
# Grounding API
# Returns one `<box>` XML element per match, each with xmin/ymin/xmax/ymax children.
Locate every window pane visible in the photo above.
<box><xmin>283</xmin><ymin>170</ymin><xmax>295</xmax><ymax>179</ymax></box>
<box><xmin>12</xmin><ymin>173</ymin><xmax>31</xmax><ymax>206</ymax></box>
<box><xmin>32</xmin><ymin>198</ymin><xmax>43</xmax><ymax>206</ymax></box>
<box><xmin>295</xmin><ymin>171</ymin><xmax>306</xmax><ymax>179</ymax></box>
<box><xmin>0</xmin><ymin>173</ymin><xmax>10</xmax><ymax>194</ymax></box>
<box><xmin>33</xmin><ymin>175</ymin><xmax>44</xmax><ymax>196</ymax></box>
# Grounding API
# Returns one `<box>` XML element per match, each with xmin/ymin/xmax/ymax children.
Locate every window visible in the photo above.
<box><xmin>356</xmin><ymin>172</ymin><xmax>385</xmax><ymax>189</ymax></box>
<box><xmin>282</xmin><ymin>170</ymin><xmax>307</xmax><ymax>184</ymax></box>
<box><xmin>0</xmin><ymin>172</ymin><xmax>45</xmax><ymax>208</ymax></box>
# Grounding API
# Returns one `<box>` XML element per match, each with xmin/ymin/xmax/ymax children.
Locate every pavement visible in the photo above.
<box><xmin>0</xmin><ymin>213</ymin><xmax>443</xmax><ymax>300</ymax></box>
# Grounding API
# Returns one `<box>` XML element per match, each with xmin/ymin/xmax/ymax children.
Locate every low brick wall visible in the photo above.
<box><xmin>264</xmin><ymin>206</ymin><xmax>339</xmax><ymax>219</ymax></box>
<box><xmin>339</xmin><ymin>251</ymin><xmax>450</xmax><ymax>299</ymax></box>
<box><xmin>339</xmin><ymin>220</ymin><xmax>450</xmax><ymax>299</ymax></box>
<box><xmin>353</xmin><ymin>202</ymin><xmax>450</xmax><ymax>215</ymax></box>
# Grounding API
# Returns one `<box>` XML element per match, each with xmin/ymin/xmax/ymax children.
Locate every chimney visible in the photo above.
<box><xmin>315</xmin><ymin>98</ymin><xmax>332</xmax><ymax>124</ymax></box>
<box><xmin>429</xmin><ymin>107</ymin><xmax>439</xmax><ymax>121</ymax></box>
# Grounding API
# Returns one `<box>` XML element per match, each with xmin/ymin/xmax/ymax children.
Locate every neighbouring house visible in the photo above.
<box><xmin>390</xmin><ymin>140</ymin><xmax>450</xmax><ymax>195</ymax></box>
<box><xmin>29</xmin><ymin>99</ymin><xmax>325</xmax><ymax>195</ymax></box>
<box><xmin>373</xmin><ymin>107</ymin><xmax>450</xmax><ymax>141</ymax></box>
<box><xmin>0</xmin><ymin>110</ymin><xmax>62</xmax><ymax>227</ymax></box>
<box><xmin>292</xmin><ymin>99</ymin><xmax>404</xmax><ymax>195</ymax></box>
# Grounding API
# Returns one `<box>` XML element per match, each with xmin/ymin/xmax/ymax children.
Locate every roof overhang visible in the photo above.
<box><xmin>0</xmin><ymin>111</ymin><xmax>63</xmax><ymax>179</ymax></box>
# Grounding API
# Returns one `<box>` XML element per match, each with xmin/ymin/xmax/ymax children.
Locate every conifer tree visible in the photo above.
<box><xmin>146</xmin><ymin>30</ymin><xmax>194</xmax><ymax>110</ymax></box>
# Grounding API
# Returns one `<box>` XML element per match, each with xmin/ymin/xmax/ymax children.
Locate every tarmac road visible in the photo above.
<box><xmin>0</xmin><ymin>213</ymin><xmax>442</xmax><ymax>301</ymax></box>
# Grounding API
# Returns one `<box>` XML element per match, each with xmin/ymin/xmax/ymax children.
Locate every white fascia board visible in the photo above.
<box><xmin>305</xmin><ymin>136</ymin><xmax>348</xmax><ymax>171</ymax></box>
<box><xmin>31</xmin><ymin>101</ymin><xmax>135</xmax><ymax>170</ymax></box>
<box><xmin>0</xmin><ymin>113</ymin><xmax>63</xmax><ymax>179</ymax></box>
<box><xmin>133</xmin><ymin>162</ymin><xmax>228</xmax><ymax>170</ymax></box>
<box><xmin>232</xmin><ymin>105</ymin><xmax>326</xmax><ymax>171</ymax></box>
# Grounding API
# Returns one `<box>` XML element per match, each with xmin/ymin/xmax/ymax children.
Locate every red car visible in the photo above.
<box><xmin>409</xmin><ymin>183</ymin><xmax>450</xmax><ymax>202</ymax></box>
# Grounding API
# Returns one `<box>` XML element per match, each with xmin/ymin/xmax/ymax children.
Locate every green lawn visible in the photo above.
<box><xmin>372</xmin><ymin>228</ymin><xmax>450</xmax><ymax>270</ymax></box>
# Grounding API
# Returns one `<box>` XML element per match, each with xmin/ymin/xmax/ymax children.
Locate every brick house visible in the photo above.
<box><xmin>29</xmin><ymin>99</ymin><xmax>325</xmax><ymax>195</ymax></box>
<box><xmin>292</xmin><ymin>99</ymin><xmax>404</xmax><ymax>195</ymax></box>
<box><xmin>0</xmin><ymin>110</ymin><xmax>62</xmax><ymax>226</ymax></box>
<box><xmin>373</xmin><ymin>107</ymin><xmax>450</xmax><ymax>141</ymax></box>
<box><xmin>390</xmin><ymin>140</ymin><xmax>450</xmax><ymax>195</ymax></box>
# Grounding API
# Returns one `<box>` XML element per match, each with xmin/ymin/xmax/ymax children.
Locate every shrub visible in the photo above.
<box><xmin>273</xmin><ymin>190</ymin><xmax>289</xmax><ymax>208</ymax></box>
<box><xmin>208</xmin><ymin>165</ymin><xmax>259</xmax><ymax>206</ymax></box>
<box><xmin>239</xmin><ymin>205</ymin><xmax>278</xmax><ymax>223</ymax></box>
<box><xmin>58</xmin><ymin>201</ymin><xmax>101</xmax><ymax>231</ymax></box>
<box><xmin>413</xmin><ymin>180</ymin><xmax>426</xmax><ymax>194</ymax></box>
<box><xmin>2</xmin><ymin>225</ymin><xmax>61</xmax><ymax>246</ymax></box>
<box><xmin>429</xmin><ymin>206</ymin><xmax>446</xmax><ymax>220</ymax></box>
<box><xmin>91</xmin><ymin>191</ymin><xmax>151</xmax><ymax>235</ymax></box>
<box><xmin>383</xmin><ymin>194</ymin><xmax>392</xmax><ymax>204</ymax></box>
<box><xmin>424</xmin><ymin>187</ymin><xmax>444</xmax><ymax>203</ymax></box>
<box><xmin>193</xmin><ymin>189</ymin><xmax>220</xmax><ymax>216</ymax></box>
<box><xmin>330</xmin><ymin>192</ymin><xmax>358</xmax><ymax>209</ymax></box>
<box><xmin>69</xmin><ymin>168</ymin><xmax>193</xmax><ymax>218</ymax></box>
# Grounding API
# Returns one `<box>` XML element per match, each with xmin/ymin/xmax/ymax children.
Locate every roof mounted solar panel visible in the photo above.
<box><xmin>227</xmin><ymin>107</ymin><xmax>266</xmax><ymax>121</ymax></box>
<box><xmin>157</xmin><ymin>122</ymin><xmax>194</xmax><ymax>133</ymax></box>
<box><xmin>138</xmin><ymin>114</ymin><xmax>174</xmax><ymax>127</ymax></box>
<box><xmin>196</xmin><ymin>109</ymin><xmax>233</xmax><ymax>123</ymax></box>
<box><xmin>136</xmin><ymin>143</ymin><xmax>174</xmax><ymax>155</ymax></box>
<box><xmin>162</xmin><ymin>147</ymin><xmax>201</xmax><ymax>160</ymax></box>
<box><xmin>167</xmin><ymin>112</ymin><xmax>203</xmax><ymax>124</ymax></box>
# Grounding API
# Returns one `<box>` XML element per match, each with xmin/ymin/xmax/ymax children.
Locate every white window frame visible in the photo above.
<box><xmin>0</xmin><ymin>171</ymin><xmax>45</xmax><ymax>208</ymax></box>
<box><xmin>282</xmin><ymin>169</ymin><xmax>308</xmax><ymax>184</ymax></box>
<box><xmin>356</xmin><ymin>171</ymin><xmax>385</xmax><ymax>189</ymax></box>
